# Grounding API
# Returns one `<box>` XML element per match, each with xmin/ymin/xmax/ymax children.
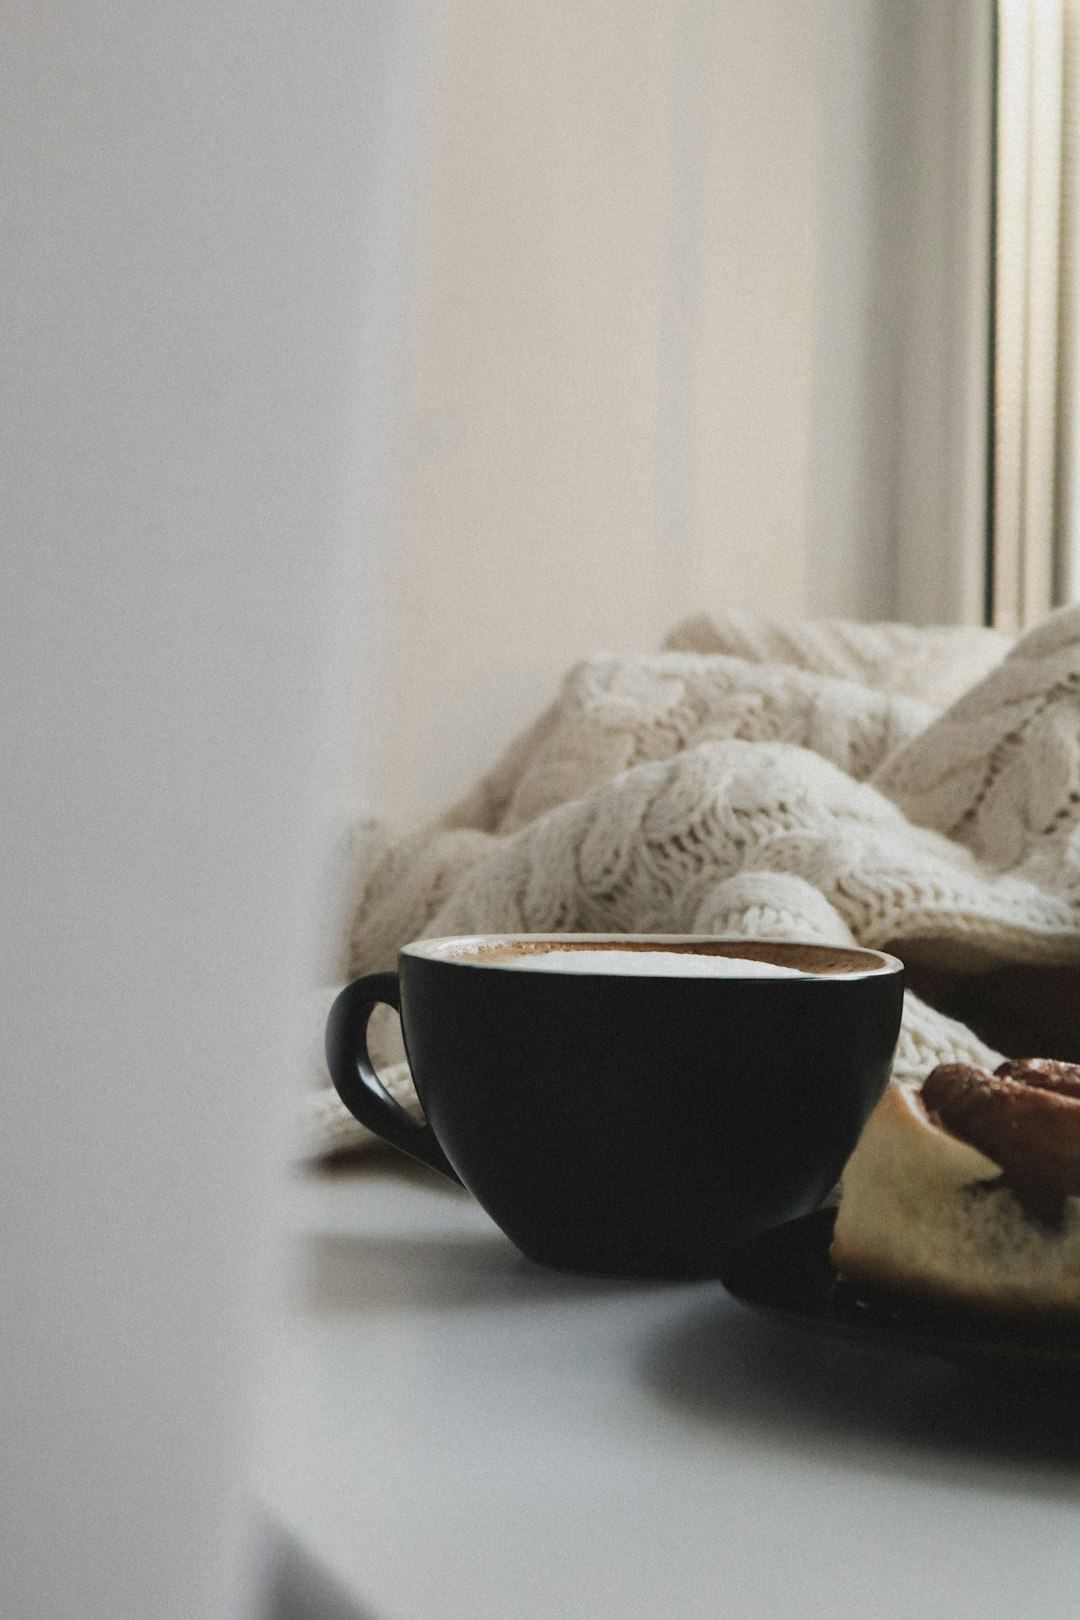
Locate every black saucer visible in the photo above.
<box><xmin>719</xmin><ymin>1208</ymin><xmax>1080</xmax><ymax>1379</ymax></box>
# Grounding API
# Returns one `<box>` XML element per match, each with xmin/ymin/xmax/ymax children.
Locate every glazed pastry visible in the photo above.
<box><xmin>830</xmin><ymin>1060</ymin><xmax>1080</xmax><ymax>1316</ymax></box>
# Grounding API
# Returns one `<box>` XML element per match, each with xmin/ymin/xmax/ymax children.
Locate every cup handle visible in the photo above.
<box><xmin>325</xmin><ymin>973</ymin><xmax>462</xmax><ymax>1183</ymax></box>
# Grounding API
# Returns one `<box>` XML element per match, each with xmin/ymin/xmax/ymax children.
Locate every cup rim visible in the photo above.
<box><xmin>402</xmin><ymin>934</ymin><xmax>904</xmax><ymax>979</ymax></box>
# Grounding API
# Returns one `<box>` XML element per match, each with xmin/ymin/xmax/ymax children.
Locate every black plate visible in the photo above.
<box><xmin>719</xmin><ymin>1208</ymin><xmax>1080</xmax><ymax>1378</ymax></box>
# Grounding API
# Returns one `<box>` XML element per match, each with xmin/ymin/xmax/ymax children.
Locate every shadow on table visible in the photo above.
<box><xmin>305</xmin><ymin>1146</ymin><xmax>470</xmax><ymax>1193</ymax></box>
<box><xmin>257</xmin><ymin>1524</ymin><xmax>380</xmax><ymax>1620</ymax></box>
<box><xmin>642</xmin><ymin>1295</ymin><xmax>1080</xmax><ymax>1499</ymax></box>
<box><xmin>294</xmin><ymin>1152</ymin><xmax>677</xmax><ymax>1314</ymax></box>
<box><xmin>299</xmin><ymin>1231</ymin><xmax>667</xmax><ymax>1316</ymax></box>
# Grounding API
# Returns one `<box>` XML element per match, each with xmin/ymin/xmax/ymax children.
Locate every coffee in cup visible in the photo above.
<box><xmin>325</xmin><ymin>935</ymin><xmax>903</xmax><ymax>1277</ymax></box>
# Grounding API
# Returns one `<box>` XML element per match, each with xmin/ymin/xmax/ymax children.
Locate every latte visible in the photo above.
<box><xmin>497</xmin><ymin>947</ymin><xmax>805</xmax><ymax>978</ymax></box>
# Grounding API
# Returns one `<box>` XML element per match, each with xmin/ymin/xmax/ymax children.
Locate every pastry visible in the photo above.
<box><xmin>830</xmin><ymin>1060</ymin><xmax>1080</xmax><ymax>1316</ymax></box>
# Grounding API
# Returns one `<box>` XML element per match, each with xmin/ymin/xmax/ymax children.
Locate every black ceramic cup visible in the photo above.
<box><xmin>325</xmin><ymin>934</ymin><xmax>904</xmax><ymax>1278</ymax></box>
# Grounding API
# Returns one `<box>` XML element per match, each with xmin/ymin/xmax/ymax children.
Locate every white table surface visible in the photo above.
<box><xmin>256</xmin><ymin>1160</ymin><xmax>1080</xmax><ymax>1620</ymax></box>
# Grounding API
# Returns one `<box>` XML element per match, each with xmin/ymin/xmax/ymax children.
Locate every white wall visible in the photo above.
<box><xmin>364</xmin><ymin>0</ymin><xmax>991</xmax><ymax>827</ymax></box>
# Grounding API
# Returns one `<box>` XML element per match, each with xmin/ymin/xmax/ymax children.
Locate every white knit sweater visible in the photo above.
<box><xmin>305</xmin><ymin>608</ymin><xmax>1080</xmax><ymax>1159</ymax></box>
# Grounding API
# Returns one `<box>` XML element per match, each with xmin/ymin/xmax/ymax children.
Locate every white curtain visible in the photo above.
<box><xmin>993</xmin><ymin>0</ymin><xmax>1079</xmax><ymax>625</ymax></box>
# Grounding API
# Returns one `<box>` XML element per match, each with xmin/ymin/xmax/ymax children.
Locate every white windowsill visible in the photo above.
<box><xmin>256</xmin><ymin>1162</ymin><xmax>1080</xmax><ymax>1620</ymax></box>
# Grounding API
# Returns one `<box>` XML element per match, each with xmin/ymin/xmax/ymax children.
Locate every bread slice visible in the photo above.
<box><xmin>830</xmin><ymin>1085</ymin><xmax>1080</xmax><ymax>1316</ymax></box>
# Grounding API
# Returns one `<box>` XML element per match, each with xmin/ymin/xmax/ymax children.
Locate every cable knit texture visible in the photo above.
<box><xmin>305</xmin><ymin>608</ymin><xmax>1080</xmax><ymax>1160</ymax></box>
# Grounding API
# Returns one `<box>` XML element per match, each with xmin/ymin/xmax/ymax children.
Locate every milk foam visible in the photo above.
<box><xmin>499</xmin><ymin>948</ymin><xmax>805</xmax><ymax>978</ymax></box>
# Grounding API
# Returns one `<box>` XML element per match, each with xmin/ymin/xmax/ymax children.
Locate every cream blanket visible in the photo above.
<box><xmin>306</xmin><ymin>607</ymin><xmax>1080</xmax><ymax>1159</ymax></box>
